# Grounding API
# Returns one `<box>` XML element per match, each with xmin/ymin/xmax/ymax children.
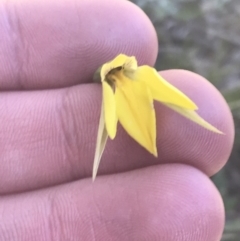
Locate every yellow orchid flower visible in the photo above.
<box><xmin>92</xmin><ymin>54</ymin><xmax>222</xmax><ymax>180</ymax></box>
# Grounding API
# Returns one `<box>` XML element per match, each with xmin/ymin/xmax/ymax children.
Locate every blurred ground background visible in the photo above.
<box><xmin>130</xmin><ymin>0</ymin><xmax>240</xmax><ymax>240</ymax></box>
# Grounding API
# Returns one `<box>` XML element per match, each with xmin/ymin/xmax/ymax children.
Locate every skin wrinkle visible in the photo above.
<box><xmin>89</xmin><ymin>216</ymin><xmax>97</xmax><ymax>241</ymax></box>
<box><xmin>46</xmin><ymin>192</ymin><xmax>65</xmax><ymax>241</ymax></box>
<box><xmin>0</xmin><ymin>2</ymin><xmax>17</xmax><ymax>86</ymax></box>
<box><xmin>0</xmin><ymin>203</ymin><xmax>12</xmax><ymax>241</ymax></box>
<box><xmin>2</xmin><ymin>1</ymin><xmax>27</xmax><ymax>88</ymax></box>
<box><xmin>88</xmin><ymin>186</ymin><xmax>105</xmax><ymax>240</ymax></box>
<box><xmin>54</xmin><ymin>84</ymin><xmax>102</xmax><ymax>181</ymax></box>
<box><xmin>56</xmin><ymin>87</ymin><xmax>84</xmax><ymax>181</ymax></box>
<box><xmin>90</xmin><ymin>179</ymin><xmax>133</xmax><ymax>239</ymax></box>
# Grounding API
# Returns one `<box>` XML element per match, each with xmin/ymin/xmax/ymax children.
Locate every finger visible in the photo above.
<box><xmin>0</xmin><ymin>164</ymin><xmax>224</xmax><ymax>241</ymax></box>
<box><xmin>0</xmin><ymin>0</ymin><xmax>157</xmax><ymax>90</ymax></box>
<box><xmin>0</xmin><ymin>70</ymin><xmax>234</xmax><ymax>194</ymax></box>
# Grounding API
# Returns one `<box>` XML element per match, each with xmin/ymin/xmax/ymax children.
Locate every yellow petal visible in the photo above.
<box><xmin>134</xmin><ymin>66</ymin><xmax>198</xmax><ymax>110</ymax></box>
<box><xmin>115</xmin><ymin>76</ymin><xmax>157</xmax><ymax>156</ymax></box>
<box><xmin>93</xmin><ymin>102</ymin><xmax>109</xmax><ymax>181</ymax></box>
<box><xmin>102</xmin><ymin>81</ymin><xmax>117</xmax><ymax>139</ymax></box>
<box><xmin>101</xmin><ymin>54</ymin><xmax>137</xmax><ymax>80</ymax></box>
<box><xmin>164</xmin><ymin>103</ymin><xmax>223</xmax><ymax>134</ymax></box>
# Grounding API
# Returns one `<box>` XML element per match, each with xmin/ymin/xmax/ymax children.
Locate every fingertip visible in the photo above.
<box><xmin>155</xmin><ymin>69</ymin><xmax>234</xmax><ymax>176</ymax></box>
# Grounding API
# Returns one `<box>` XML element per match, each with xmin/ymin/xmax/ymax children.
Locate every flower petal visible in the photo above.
<box><xmin>134</xmin><ymin>66</ymin><xmax>198</xmax><ymax>110</ymax></box>
<box><xmin>102</xmin><ymin>81</ymin><xmax>117</xmax><ymax>139</ymax></box>
<box><xmin>101</xmin><ymin>54</ymin><xmax>137</xmax><ymax>80</ymax></box>
<box><xmin>93</xmin><ymin>102</ymin><xmax>108</xmax><ymax>181</ymax></box>
<box><xmin>115</xmin><ymin>77</ymin><xmax>157</xmax><ymax>156</ymax></box>
<box><xmin>164</xmin><ymin>103</ymin><xmax>223</xmax><ymax>134</ymax></box>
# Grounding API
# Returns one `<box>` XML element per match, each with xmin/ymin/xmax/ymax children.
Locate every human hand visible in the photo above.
<box><xmin>0</xmin><ymin>0</ymin><xmax>234</xmax><ymax>240</ymax></box>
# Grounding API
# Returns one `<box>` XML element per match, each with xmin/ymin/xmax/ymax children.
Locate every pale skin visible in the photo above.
<box><xmin>0</xmin><ymin>0</ymin><xmax>235</xmax><ymax>240</ymax></box>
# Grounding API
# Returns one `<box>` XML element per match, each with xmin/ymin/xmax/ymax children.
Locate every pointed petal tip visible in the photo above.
<box><xmin>201</xmin><ymin>122</ymin><xmax>224</xmax><ymax>135</ymax></box>
<box><xmin>193</xmin><ymin>104</ymin><xmax>198</xmax><ymax>110</ymax></box>
<box><xmin>92</xmin><ymin>169</ymin><xmax>97</xmax><ymax>182</ymax></box>
<box><xmin>92</xmin><ymin>175</ymin><xmax>96</xmax><ymax>182</ymax></box>
<box><xmin>213</xmin><ymin>129</ymin><xmax>224</xmax><ymax>135</ymax></box>
<box><xmin>149</xmin><ymin>147</ymin><xmax>158</xmax><ymax>157</ymax></box>
<box><xmin>164</xmin><ymin>104</ymin><xmax>225</xmax><ymax>136</ymax></box>
<box><xmin>108</xmin><ymin>132</ymin><xmax>116</xmax><ymax>140</ymax></box>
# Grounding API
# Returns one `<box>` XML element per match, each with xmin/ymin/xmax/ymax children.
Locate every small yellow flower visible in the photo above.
<box><xmin>92</xmin><ymin>54</ymin><xmax>222</xmax><ymax>180</ymax></box>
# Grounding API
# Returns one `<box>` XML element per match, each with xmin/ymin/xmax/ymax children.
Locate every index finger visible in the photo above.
<box><xmin>0</xmin><ymin>0</ymin><xmax>157</xmax><ymax>90</ymax></box>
